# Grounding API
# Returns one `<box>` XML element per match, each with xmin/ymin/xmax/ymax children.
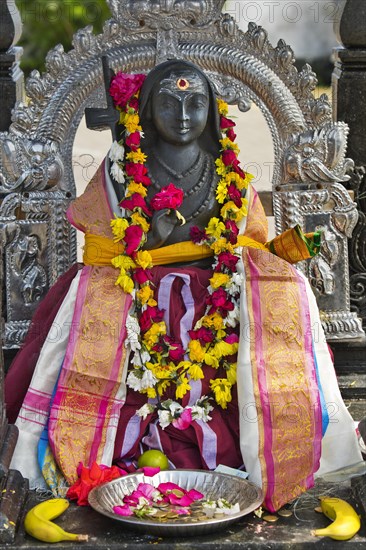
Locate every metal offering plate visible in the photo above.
<box><xmin>88</xmin><ymin>469</ymin><xmax>263</xmax><ymax>536</ymax></box>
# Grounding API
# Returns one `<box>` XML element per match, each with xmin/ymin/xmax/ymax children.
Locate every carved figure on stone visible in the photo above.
<box><xmin>7</xmin><ymin>227</ymin><xmax>47</xmax><ymax>306</ymax></box>
<box><xmin>6</xmin><ymin>60</ymin><xmax>361</xmax><ymax>515</ymax></box>
<box><xmin>0</xmin><ymin>137</ymin><xmax>64</xmax><ymax>194</ymax></box>
<box><xmin>284</xmin><ymin>123</ymin><xmax>354</xmax><ymax>184</ymax></box>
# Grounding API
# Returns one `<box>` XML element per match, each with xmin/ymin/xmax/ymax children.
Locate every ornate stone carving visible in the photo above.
<box><xmin>283</xmin><ymin>123</ymin><xmax>354</xmax><ymax>184</ymax></box>
<box><xmin>0</xmin><ymin>134</ymin><xmax>64</xmax><ymax>193</ymax></box>
<box><xmin>107</xmin><ymin>0</ymin><xmax>225</xmax><ymax>30</ymax></box>
<box><xmin>0</xmin><ymin>191</ymin><xmax>74</xmax><ymax>349</ymax></box>
<box><xmin>0</xmin><ymin>0</ymin><xmax>362</xmax><ymax>344</ymax></box>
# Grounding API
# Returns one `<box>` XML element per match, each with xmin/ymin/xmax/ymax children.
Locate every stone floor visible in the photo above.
<box><xmin>5</xmin><ymin>469</ymin><xmax>366</xmax><ymax>549</ymax></box>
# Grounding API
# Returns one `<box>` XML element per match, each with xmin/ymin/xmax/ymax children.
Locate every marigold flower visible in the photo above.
<box><xmin>116</xmin><ymin>272</ymin><xmax>134</xmax><ymax>294</ymax></box>
<box><xmin>175</xmin><ymin>377</ymin><xmax>191</xmax><ymax>399</ymax></box>
<box><xmin>210</xmin><ymin>378</ymin><xmax>233</xmax><ymax>409</ymax></box>
<box><xmin>124</xmin><ymin>113</ymin><xmax>141</xmax><ymax>133</ymax></box>
<box><xmin>220</xmin><ymin>199</ymin><xmax>248</xmax><ymax>222</ymax></box>
<box><xmin>215</xmin><ymin>179</ymin><xmax>228</xmax><ymax>204</ymax></box>
<box><xmin>220</xmin><ymin>137</ymin><xmax>239</xmax><ymax>152</ymax></box>
<box><xmin>225</xmin><ymin>363</ymin><xmax>237</xmax><ymax>385</ymax></box>
<box><xmin>126</xmin><ymin>148</ymin><xmax>147</xmax><ymax>164</ymax></box>
<box><xmin>127</xmin><ymin>182</ymin><xmax>148</xmax><ymax>197</ymax></box>
<box><xmin>209</xmin><ymin>272</ymin><xmax>231</xmax><ymax>289</ymax></box>
<box><xmin>188</xmin><ymin>340</ymin><xmax>206</xmax><ymax>363</ymax></box>
<box><xmin>137</xmin><ymin>285</ymin><xmax>156</xmax><ymax>307</ymax></box>
<box><xmin>111</xmin><ymin>255</ymin><xmax>136</xmax><ymax>271</ymax></box>
<box><xmin>212</xmin><ymin>341</ymin><xmax>234</xmax><ymax>358</ymax></box>
<box><xmin>131</xmin><ymin>212</ymin><xmax>150</xmax><ymax>233</ymax></box>
<box><xmin>135</xmin><ymin>250</ymin><xmax>153</xmax><ymax>270</ymax></box>
<box><xmin>189</xmin><ymin>363</ymin><xmax>204</xmax><ymax>380</ymax></box>
<box><xmin>206</xmin><ymin>217</ymin><xmax>226</xmax><ymax>239</ymax></box>
<box><xmin>110</xmin><ymin>217</ymin><xmax>129</xmax><ymax>241</ymax></box>
<box><xmin>210</xmin><ymin>238</ymin><xmax>233</xmax><ymax>255</ymax></box>
<box><xmin>143</xmin><ymin>322</ymin><xmax>166</xmax><ymax>348</ymax></box>
<box><xmin>202</xmin><ymin>313</ymin><xmax>224</xmax><ymax>331</ymax></box>
<box><xmin>204</xmin><ymin>352</ymin><xmax>219</xmax><ymax>369</ymax></box>
<box><xmin>217</xmin><ymin>98</ymin><xmax>229</xmax><ymax>116</ymax></box>
<box><xmin>215</xmin><ymin>158</ymin><xmax>227</xmax><ymax>176</ymax></box>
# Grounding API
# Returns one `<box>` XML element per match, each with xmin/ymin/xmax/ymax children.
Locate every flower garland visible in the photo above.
<box><xmin>109</xmin><ymin>72</ymin><xmax>253</xmax><ymax>431</ymax></box>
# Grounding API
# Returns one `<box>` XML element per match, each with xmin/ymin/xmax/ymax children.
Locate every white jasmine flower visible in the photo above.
<box><xmin>132</xmin><ymin>349</ymin><xmax>151</xmax><ymax>367</ymax></box>
<box><xmin>127</xmin><ymin>368</ymin><xmax>157</xmax><ymax>391</ymax></box>
<box><xmin>109</xmin><ymin>141</ymin><xmax>125</xmax><ymax>162</ymax></box>
<box><xmin>141</xmin><ymin>369</ymin><xmax>158</xmax><ymax>390</ymax></box>
<box><xmin>110</xmin><ymin>161</ymin><xmax>125</xmax><ymax>184</ymax></box>
<box><xmin>157</xmin><ymin>409</ymin><xmax>172</xmax><ymax>430</ymax></box>
<box><xmin>127</xmin><ymin>369</ymin><xmax>144</xmax><ymax>391</ymax></box>
<box><xmin>169</xmin><ymin>402</ymin><xmax>183</xmax><ymax>415</ymax></box>
<box><xmin>136</xmin><ymin>403</ymin><xmax>155</xmax><ymax>420</ymax></box>
<box><xmin>125</xmin><ymin>314</ymin><xmax>141</xmax><ymax>352</ymax></box>
<box><xmin>226</xmin><ymin>303</ymin><xmax>240</xmax><ymax>327</ymax></box>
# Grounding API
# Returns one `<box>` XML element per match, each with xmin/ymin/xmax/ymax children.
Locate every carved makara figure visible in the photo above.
<box><xmin>284</xmin><ymin>123</ymin><xmax>354</xmax><ymax>184</ymax></box>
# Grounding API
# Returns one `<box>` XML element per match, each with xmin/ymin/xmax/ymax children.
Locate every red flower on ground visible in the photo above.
<box><xmin>67</xmin><ymin>462</ymin><xmax>126</xmax><ymax>506</ymax></box>
<box><xmin>150</xmin><ymin>183</ymin><xmax>184</xmax><ymax>211</ymax></box>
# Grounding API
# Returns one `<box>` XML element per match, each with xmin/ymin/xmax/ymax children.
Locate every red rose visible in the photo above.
<box><xmin>140</xmin><ymin>306</ymin><xmax>164</xmax><ymax>332</ymax></box>
<box><xmin>163</xmin><ymin>336</ymin><xmax>185</xmax><ymax>362</ymax></box>
<box><xmin>227</xmin><ymin>128</ymin><xmax>237</xmax><ymax>141</ymax></box>
<box><xmin>216</xmin><ymin>251</ymin><xmax>239</xmax><ymax>271</ymax></box>
<box><xmin>222</xmin><ymin>150</ymin><xmax>237</xmax><ymax>167</ymax></box>
<box><xmin>128</xmin><ymin>97</ymin><xmax>139</xmax><ymax>111</ymax></box>
<box><xmin>124</xmin><ymin>225</ymin><xmax>144</xmax><ymax>255</ymax></box>
<box><xmin>125</xmin><ymin>131</ymin><xmax>141</xmax><ymax>150</ymax></box>
<box><xmin>109</xmin><ymin>73</ymin><xmax>146</xmax><ymax>108</ymax></box>
<box><xmin>208</xmin><ymin>288</ymin><xmax>235</xmax><ymax>312</ymax></box>
<box><xmin>133</xmin><ymin>267</ymin><xmax>152</xmax><ymax>285</ymax></box>
<box><xmin>188</xmin><ymin>326</ymin><xmax>214</xmax><ymax>344</ymax></box>
<box><xmin>220</xmin><ymin>116</ymin><xmax>236</xmax><ymax>130</ymax></box>
<box><xmin>233</xmin><ymin>161</ymin><xmax>246</xmax><ymax>179</ymax></box>
<box><xmin>125</xmin><ymin>162</ymin><xmax>151</xmax><ymax>185</ymax></box>
<box><xmin>190</xmin><ymin>226</ymin><xmax>208</xmax><ymax>244</ymax></box>
<box><xmin>224</xmin><ymin>220</ymin><xmax>239</xmax><ymax>244</ymax></box>
<box><xmin>150</xmin><ymin>183</ymin><xmax>184</xmax><ymax>211</ymax></box>
<box><xmin>120</xmin><ymin>193</ymin><xmax>152</xmax><ymax>216</ymax></box>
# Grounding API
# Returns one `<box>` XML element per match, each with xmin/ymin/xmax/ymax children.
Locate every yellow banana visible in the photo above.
<box><xmin>313</xmin><ymin>497</ymin><xmax>361</xmax><ymax>541</ymax></box>
<box><xmin>24</xmin><ymin>498</ymin><xmax>88</xmax><ymax>543</ymax></box>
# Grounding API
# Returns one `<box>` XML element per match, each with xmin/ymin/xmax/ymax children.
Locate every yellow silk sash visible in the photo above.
<box><xmin>83</xmin><ymin>225</ymin><xmax>321</xmax><ymax>267</ymax></box>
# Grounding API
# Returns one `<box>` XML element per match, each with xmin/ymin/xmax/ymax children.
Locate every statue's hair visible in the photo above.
<box><xmin>139</xmin><ymin>59</ymin><xmax>221</xmax><ymax>157</ymax></box>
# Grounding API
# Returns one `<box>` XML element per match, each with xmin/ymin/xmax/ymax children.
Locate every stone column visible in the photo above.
<box><xmin>332</xmin><ymin>0</ymin><xmax>366</xmax><ymax>371</ymax></box>
<box><xmin>0</xmin><ymin>1</ymin><xmax>28</xmax><ymax>543</ymax></box>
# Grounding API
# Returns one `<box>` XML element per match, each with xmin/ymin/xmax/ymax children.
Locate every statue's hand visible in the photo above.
<box><xmin>145</xmin><ymin>208</ymin><xmax>180</xmax><ymax>249</ymax></box>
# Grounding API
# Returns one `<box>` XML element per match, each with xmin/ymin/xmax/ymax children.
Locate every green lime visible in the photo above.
<box><xmin>137</xmin><ymin>449</ymin><xmax>169</xmax><ymax>470</ymax></box>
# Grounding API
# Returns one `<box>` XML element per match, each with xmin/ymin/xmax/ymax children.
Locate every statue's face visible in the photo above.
<box><xmin>150</xmin><ymin>71</ymin><xmax>209</xmax><ymax>145</ymax></box>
